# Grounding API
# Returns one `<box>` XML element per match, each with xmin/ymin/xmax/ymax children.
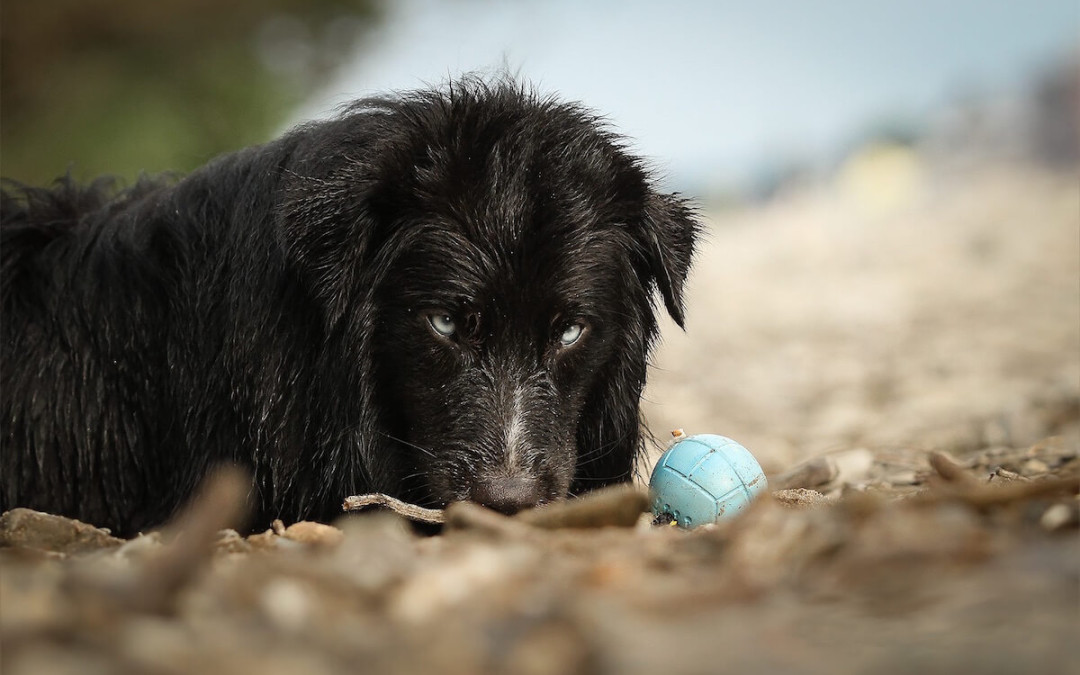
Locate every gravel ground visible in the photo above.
<box><xmin>2</xmin><ymin>161</ymin><xmax>1078</xmax><ymax>674</ymax></box>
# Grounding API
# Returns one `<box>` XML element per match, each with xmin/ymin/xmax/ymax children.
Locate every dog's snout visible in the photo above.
<box><xmin>469</xmin><ymin>476</ymin><xmax>539</xmax><ymax>515</ymax></box>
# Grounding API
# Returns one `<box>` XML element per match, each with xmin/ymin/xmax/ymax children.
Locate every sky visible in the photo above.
<box><xmin>295</xmin><ymin>0</ymin><xmax>1078</xmax><ymax>191</ymax></box>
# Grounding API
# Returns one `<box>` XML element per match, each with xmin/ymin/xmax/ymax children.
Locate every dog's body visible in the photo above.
<box><xmin>1</xmin><ymin>80</ymin><xmax>697</xmax><ymax>536</ymax></box>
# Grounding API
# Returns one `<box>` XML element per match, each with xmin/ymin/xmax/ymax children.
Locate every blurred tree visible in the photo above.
<box><xmin>1</xmin><ymin>0</ymin><xmax>381</xmax><ymax>185</ymax></box>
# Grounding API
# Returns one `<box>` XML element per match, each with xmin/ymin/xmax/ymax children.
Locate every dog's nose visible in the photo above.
<box><xmin>469</xmin><ymin>476</ymin><xmax>539</xmax><ymax>515</ymax></box>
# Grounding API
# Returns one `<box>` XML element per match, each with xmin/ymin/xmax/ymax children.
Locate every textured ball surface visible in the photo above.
<box><xmin>649</xmin><ymin>434</ymin><xmax>768</xmax><ymax>528</ymax></box>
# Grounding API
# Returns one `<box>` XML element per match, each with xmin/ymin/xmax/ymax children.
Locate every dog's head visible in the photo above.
<box><xmin>281</xmin><ymin>79</ymin><xmax>698</xmax><ymax>513</ymax></box>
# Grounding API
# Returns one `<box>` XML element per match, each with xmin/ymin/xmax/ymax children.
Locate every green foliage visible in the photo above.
<box><xmin>1</xmin><ymin>0</ymin><xmax>380</xmax><ymax>185</ymax></box>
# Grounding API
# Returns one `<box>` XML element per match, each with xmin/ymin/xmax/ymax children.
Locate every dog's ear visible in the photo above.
<box><xmin>277</xmin><ymin>171</ymin><xmax>379</xmax><ymax>328</ymax></box>
<box><xmin>637</xmin><ymin>193</ymin><xmax>699</xmax><ymax>327</ymax></box>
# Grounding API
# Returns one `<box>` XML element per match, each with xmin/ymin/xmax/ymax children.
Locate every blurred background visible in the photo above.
<box><xmin>2</xmin><ymin>0</ymin><xmax>1075</xmax><ymax>193</ymax></box>
<box><xmin>2</xmin><ymin>0</ymin><xmax>1078</xmax><ymax>471</ymax></box>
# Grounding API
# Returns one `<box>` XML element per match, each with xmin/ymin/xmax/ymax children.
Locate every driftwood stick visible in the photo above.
<box><xmin>343</xmin><ymin>493</ymin><xmax>446</xmax><ymax>524</ymax></box>
<box><xmin>343</xmin><ymin>485</ymin><xmax>651</xmax><ymax>529</ymax></box>
<box><xmin>915</xmin><ymin>472</ymin><xmax>1076</xmax><ymax>513</ymax></box>
<box><xmin>927</xmin><ymin>451</ymin><xmax>980</xmax><ymax>487</ymax></box>
<box><xmin>924</xmin><ymin>450</ymin><xmax>1078</xmax><ymax>507</ymax></box>
<box><xmin>773</xmin><ymin>456</ymin><xmax>838</xmax><ymax>490</ymax></box>
<box><xmin>67</xmin><ymin>465</ymin><xmax>251</xmax><ymax>615</ymax></box>
<box><xmin>516</xmin><ymin>485</ymin><xmax>650</xmax><ymax>529</ymax></box>
<box><xmin>134</xmin><ymin>466</ymin><xmax>251</xmax><ymax>611</ymax></box>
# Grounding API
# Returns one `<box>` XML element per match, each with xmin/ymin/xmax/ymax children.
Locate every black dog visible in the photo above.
<box><xmin>1</xmin><ymin>79</ymin><xmax>698</xmax><ymax>536</ymax></box>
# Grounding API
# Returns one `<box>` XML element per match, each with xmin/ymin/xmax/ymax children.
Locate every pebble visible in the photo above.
<box><xmin>0</xmin><ymin>508</ymin><xmax>123</xmax><ymax>555</ymax></box>
<box><xmin>1040</xmin><ymin>503</ymin><xmax>1079</xmax><ymax>531</ymax></box>
<box><xmin>1022</xmin><ymin>458</ymin><xmax>1050</xmax><ymax>475</ymax></box>
<box><xmin>281</xmin><ymin>522</ymin><xmax>345</xmax><ymax>548</ymax></box>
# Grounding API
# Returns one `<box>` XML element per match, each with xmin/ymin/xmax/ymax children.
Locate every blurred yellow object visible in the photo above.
<box><xmin>836</xmin><ymin>143</ymin><xmax>923</xmax><ymax>217</ymax></box>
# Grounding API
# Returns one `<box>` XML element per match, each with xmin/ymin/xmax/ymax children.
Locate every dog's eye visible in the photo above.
<box><xmin>558</xmin><ymin>322</ymin><xmax>585</xmax><ymax>347</ymax></box>
<box><xmin>428</xmin><ymin>313</ymin><xmax>457</xmax><ymax>337</ymax></box>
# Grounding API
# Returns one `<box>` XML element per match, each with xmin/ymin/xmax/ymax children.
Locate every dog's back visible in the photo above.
<box><xmin>2</xmin><ymin>178</ymin><xmax>101</xmax><ymax>305</ymax></box>
<box><xmin>0</xmin><ymin>152</ymin><xmax>358</xmax><ymax>535</ymax></box>
<box><xmin>0</xmin><ymin>177</ymin><xmax>194</xmax><ymax>532</ymax></box>
<box><xmin>2</xmin><ymin>177</ymin><xmax>172</xmax><ymax>305</ymax></box>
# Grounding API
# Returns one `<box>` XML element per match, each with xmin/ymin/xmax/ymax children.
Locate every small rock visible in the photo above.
<box><xmin>113</xmin><ymin>532</ymin><xmax>164</xmax><ymax>561</ymax></box>
<box><xmin>214</xmin><ymin>529</ymin><xmax>252</xmax><ymax>554</ymax></box>
<box><xmin>1040</xmin><ymin>503</ymin><xmax>1079</xmax><ymax>531</ymax></box>
<box><xmin>0</xmin><ymin>508</ymin><xmax>123</xmax><ymax>555</ymax></box>
<box><xmin>246</xmin><ymin>529</ymin><xmax>285</xmax><ymax>550</ymax></box>
<box><xmin>989</xmin><ymin>468</ymin><xmax>1025</xmax><ymax>482</ymax></box>
<box><xmin>772</xmin><ymin>488</ymin><xmax>834</xmax><ymax>508</ymax></box>
<box><xmin>1022</xmin><ymin>458</ymin><xmax>1050</xmax><ymax>476</ymax></box>
<box><xmin>282</xmin><ymin>521</ymin><xmax>345</xmax><ymax>548</ymax></box>
<box><xmin>884</xmin><ymin>470</ymin><xmax>920</xmax><ymax>486</ymax></box>
<box><xmin>260</xmin><ymin>578</ymin><xmax>312</xmax><ymax>632</ymax></box>
<box><xmin>391</xmin><ymin>543</ymin><xmax>539</xmax><ymax>623</ymax></box>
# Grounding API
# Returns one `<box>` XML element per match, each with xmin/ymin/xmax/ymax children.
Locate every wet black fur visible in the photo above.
<box><xmin>0</xmin><ymin>79</ymin><xmax>698</xmax><ymax>536</ymax></box>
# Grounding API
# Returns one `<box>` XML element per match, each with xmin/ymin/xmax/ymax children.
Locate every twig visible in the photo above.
<box><xmin>342</xmin><ymin>493</ymin><xmax>446</xmax><ymax>524</ymax></box>
<box><xmin>133</xmin><ymin>465</ymin><xmax>251</xmax><ymax>612</ymax></box>
<box><xmin>66</xmin><ymin>466</ymin><xmax>252</xmax><ymax>615</ymax></box>
<box><xmin>916</xmin><ymin>452</ymin><xmax>1078</xmax><ymax>508</ymax></box>
<box><xmin>343</xmin><ymin>485</ymin><xmax>650</xmax><ymax>529</ymax></box>
<box><xmin>928</xmin><ymin>451</ymin><xmax>980</xmax><ymax>487</ymax></box>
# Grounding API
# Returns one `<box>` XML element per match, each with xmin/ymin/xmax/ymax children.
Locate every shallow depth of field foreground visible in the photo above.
<box><xmin>2</xmin><ymin>162</ymin><xmax>1077</xmax><ymax>674</ymax></box>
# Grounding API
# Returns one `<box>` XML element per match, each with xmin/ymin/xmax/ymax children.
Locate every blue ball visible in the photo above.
<box><xmin>649</xmin><ymin>434</ymin><xmax>768</xmax><ymax>528</ymax></box>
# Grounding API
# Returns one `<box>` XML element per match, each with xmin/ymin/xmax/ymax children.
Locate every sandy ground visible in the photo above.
<box><xmin>2</xmin><ymin>160</ymin><xmax>1078</xmax><ymax>674</ymax></box>
<box><xmin>644</xmin><ymin>162</ymin><xmax>1079</xmax><ymax>472</ymax></box>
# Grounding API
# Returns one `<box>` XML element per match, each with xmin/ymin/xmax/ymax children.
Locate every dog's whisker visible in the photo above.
<box><xmin>376</xmin><ymin>431</ymin><xmax>438</xmax><ymax>459</ymax></box>
<box><xmin>575</xmin><ymin>433</ymin><xmax>630</xmax><ymax>464</ymax></box>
